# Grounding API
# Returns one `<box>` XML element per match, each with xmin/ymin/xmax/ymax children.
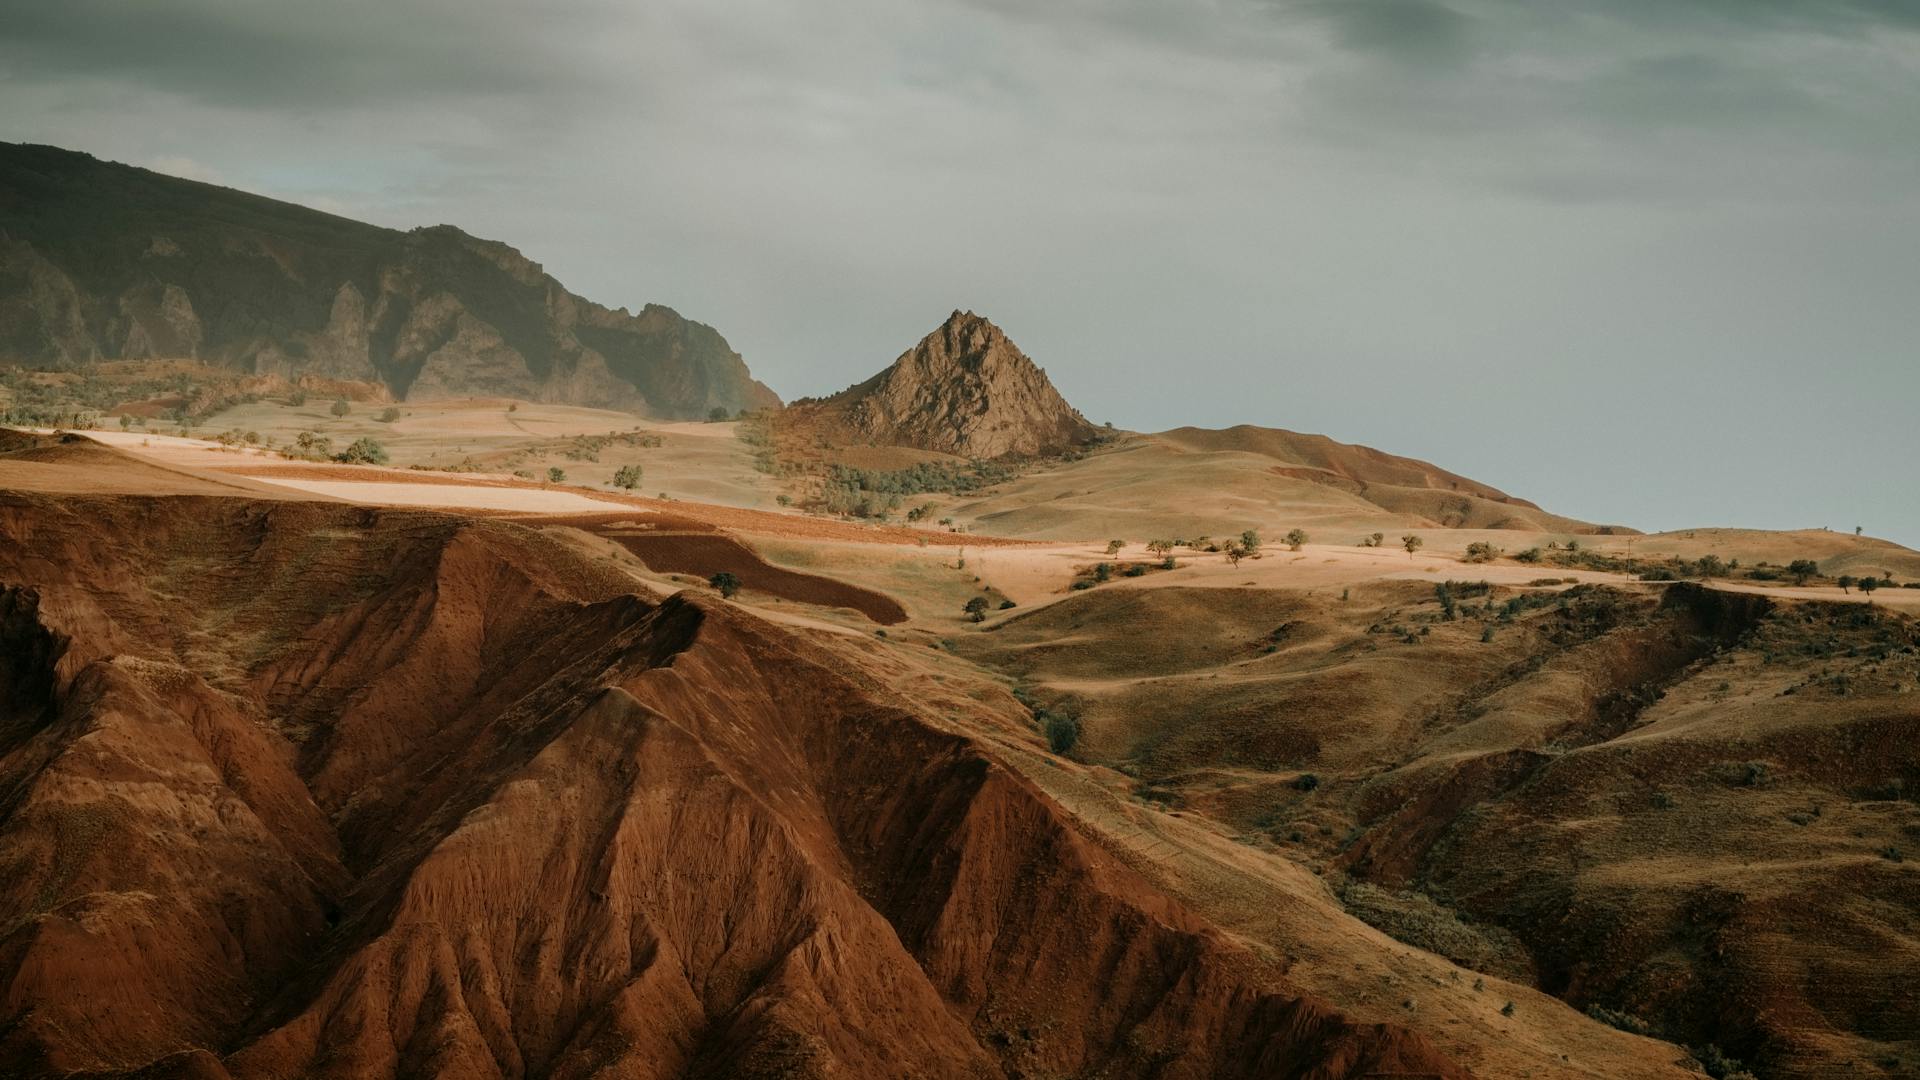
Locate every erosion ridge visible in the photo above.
<box><xmin>0</xmin><ymin>491</ymin><xmax>1458</xmax><ymax>1079</ymax></box>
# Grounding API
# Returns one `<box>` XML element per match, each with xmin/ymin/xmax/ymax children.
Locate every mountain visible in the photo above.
<box><xmin>787</xmin><ymin>310</ymin><xmax>1098</xmax><ymax>459</ymax></box>
<box><xmin>0</xmin><ymin>142</ymin><xmax>779</xmax><ymax>417</ymax></box>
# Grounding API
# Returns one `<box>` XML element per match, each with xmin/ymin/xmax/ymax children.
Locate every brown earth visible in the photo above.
<box><xmin>0</xmin><ymin>488</ymin><xmax>1463</xmax><ymax>1080</ymax></box>
<box><xmin>957</xmin><ymin>578</ymin><xmax>1920</xmax><ymax>1079</ymax></box>
<box><xmin>530</xmin><ymin>512</ymin><xmax>909</xmax><ymax>625</ymax></box>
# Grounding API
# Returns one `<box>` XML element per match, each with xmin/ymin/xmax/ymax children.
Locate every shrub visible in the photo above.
<box><xmin>1106</xmin><ymin>539</ymin><xmax>1125</xmax><ymax>555</ymax></box>
<box><xmin>1093</xmin><ymin>562</ymin><xmax>1112</xmax><ymax>582</ymax></box>
<box><xmin>1788</xmin><ymin>559</ymin><xmax>1820</xmax><ymax>585</ymax></box>
<box><xmin>329</xmin><ymin>399</ymin><xmax>351</xmax><ymax>417</ymax></box>
<box><xmin>1514</xmin><ymin>547</ymin><xmax>1541</xmax><ymax>563</ymax></box>
<box><xmin>1285</xmin><ymin>528</ymin><xmax>1307</xmax><ymax>551</ymax></box>
<box><xmin>376</xmin><ymin>406</ymin><xmax>401</xmax><ymax>423</ymax></box>
<box><xmin>612</xmin><ymin>464</ymin><xmax>643</xmax><ymax>489</ymax></box>
<box><xmin>1462</xmin><ymin>541</ymin><xmax>1498</xmax><ymax>563</ymax></box>
<box><xmin>964</xmin><ymin>596</ymin><xmax>991</xmax><ymax>621</ymax></box>
<box><xmin>999</xmin><ymin>598</ymin><xmax>1017</xmax><ymax>609</ymax></box>
<box><xmin>1293</xmin><ymin>773</ymin><xmax>1320</xmax><ymax>792</ymax></box>
<box><xmin>706</xmin><ymin>406</ymin><xmax>730</xmax><ymax>422</ymax></box>
<box><xmin>1040</xmin><ymin>710</ymin><xmax>1081</xmax><ymax>755</ymax></box>
<box><xmin>709</xmin><ymin>571</ymin><xmax>740</xmax><ymax>598</ymax></box>
<box><xmin>1586</xmin><ymin>1005</ymin><xmax>1655</xmax><ymax>1036</ymax></box>
<box><xmin>547</xmin><ymin>467</ymin><xmax>566</xmax><ymax>484</ymax></box>
<box><xmin>1241</xmin><ymin>529</ymin><xmax>1262</xmax><ymax>552</ymax></box>
<box><xmin>333</xmin><ymin>437</ymin><xmax>388</xmax><ymax>465</ymax></box>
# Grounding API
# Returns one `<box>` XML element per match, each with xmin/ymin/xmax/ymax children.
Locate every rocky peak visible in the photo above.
<box><xmin>834</xmin><ymin>310</ymin><xmax>1096</xmax><ymax>459</ymax></box>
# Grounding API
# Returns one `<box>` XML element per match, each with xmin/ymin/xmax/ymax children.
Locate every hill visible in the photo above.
<box><xmin>0</xmin><ymin>142</ymin><xmax>779</xmax><ymax>418</ymax></box>
<box><xmin>938</xmin><ymin>426</ymin><xmax>1607</xmax><ymax>541</ymax></box>
<box><xmin>781</xmin><ymin>310</ymin><xmax>1098</xmax><ymax>459</ymax></box>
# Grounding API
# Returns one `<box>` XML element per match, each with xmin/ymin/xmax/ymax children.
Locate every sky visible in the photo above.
<box><xmin>4</xmin><ymin>0</ymin><xmax>1918</xmax><ymax>544</ymax></box>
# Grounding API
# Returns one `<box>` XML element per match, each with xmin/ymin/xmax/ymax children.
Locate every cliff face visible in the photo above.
<box><xmin>0</xmin><ymin>142</ymin><xmax>779</xmax><ymax>417</ymax></box>
<box><xmin>795</xmin><ymin>311</ymin><xmax>1098</xmax><ymax>459</ymax></box>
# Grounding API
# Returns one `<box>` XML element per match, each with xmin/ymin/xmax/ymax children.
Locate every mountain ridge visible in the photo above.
<box><xmin>0</xmin><ymin>142</ymin><xmax>779</xmax><ymax>418</ymax></box>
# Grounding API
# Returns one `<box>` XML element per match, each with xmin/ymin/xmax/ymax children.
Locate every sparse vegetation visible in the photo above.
<box><xmin>330</xmin><ymin>398</ymin><xmax>351</xmax><ymax>417</ymax></box>
<box><xmin>333</xmin><ymin>437</ymin><xmax>388</xmax><ymax>465</ymax></box>
<box><xmin>1285</xmin><ymin>528</ymin><xmax>1307</xmax><ymax>551</ymax></box>
<box><xmin>612</xmin><ymin>464</ymin><xmax>643</xmax><ymax>489</ymax></box>
<box><xmin>709</xmin><ymin>571</ymin><xmax>740</xmax><ymax>598</ymax></box>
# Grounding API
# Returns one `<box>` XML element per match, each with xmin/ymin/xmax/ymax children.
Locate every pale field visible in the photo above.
<box><xmin>25</xmin><ymin>427</ymin><xmax>1920</xmax><ymax>618</ymax></box>
<box><xmin>183</xmin><ymin>396</ymin><xmax>785</xmax><ymax>508</ymax></box>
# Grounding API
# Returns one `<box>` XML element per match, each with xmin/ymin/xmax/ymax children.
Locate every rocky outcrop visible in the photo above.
<box><xmin>791</xmin><ymin>310</ymin><xmax>1098</xmax><ymax>459</ymax></box>
<box><xmin>0</xmin><ymin>143</ymin><xmax>779</xmax><ymax>418</ymax></box>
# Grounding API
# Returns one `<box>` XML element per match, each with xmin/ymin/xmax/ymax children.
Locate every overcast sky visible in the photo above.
<box><xmin>5</xmin><ymin>0</ymin><xmax>1918</xmax><ymax>544</ymax></box>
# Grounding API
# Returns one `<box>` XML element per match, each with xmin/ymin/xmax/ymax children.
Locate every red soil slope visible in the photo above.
<box><xmin>0</xmin><ymin>491</ymin><xmax>1461</xmax><ymax>1080</ymax></box>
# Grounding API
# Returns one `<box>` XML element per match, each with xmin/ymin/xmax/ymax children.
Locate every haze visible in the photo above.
<box><xmin>5</xmin><ymin>0</ymin><xmax>1917</xmax><ymax>543</ymax></box>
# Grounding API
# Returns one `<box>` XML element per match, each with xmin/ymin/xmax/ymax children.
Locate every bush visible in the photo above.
<box><xmin>333</xmin><ymin>437</ymin><xmax>388</xmax><ymax>465</ymax></box>
<box><xmin>1293</xmin><ymin>773</ymin><xmax>1320</xmax><ymax>792</ymax></box>
<box><xmin>964</xmin><ymin>596</ymin><xmax>991</xmax><ymax>622</ymax></box>
<box><xmin>376</xmin><ymin>406</ymin><xmax>401</xmax><ymax>423</ymax></box>
<box><xmin>1462</xmin><ymin>541</ymin><xmax>1498</xmax><ymax>563</ymax></box>
<box><xmin>1040</xmin><ymin>710</ymin><xmax>1081</xmax><ymax>755</ymax></box>
<box><xmin>612</xmin><ymin>464</ymin><xmax>643</xmax><ymax>489</ymax></box>
<box><xmin>1285</xmin><ymin>528</ymin><xmax>1307</xmax><ymax>551</ymax></box>
<box><xmin>547</xmin><ymin>467</ymin><xmax>566</xmax><ymax>484</ymax></box>
<box><xmin>1586</xmin><ymin>1005</ymin><xmax>1655</xmax><ymax>1036</ymax></box>
<box><xmin>998</xmin><ymin>598</ymin><xmax>1017</xmax><ymax>609</ymax></box>
<box><xmin>707</xmin><ymin>406</ymin><xmax>730</xmax><ymax>422</ymax></box>
<box><xmin>329</xmin><ymin>399</ymin><xmax>351</xmax><ymax>417</ymax></box>
<box><xmin>709</xmin><ymin>572</ymin><xmax>740</xmax><ymax>598</ymax></box>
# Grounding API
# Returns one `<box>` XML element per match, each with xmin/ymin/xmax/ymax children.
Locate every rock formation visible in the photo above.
<box><xmin>790</xmin><ymin>310</ymin><xmax>1098</xmax><ymax>459</ymax></box>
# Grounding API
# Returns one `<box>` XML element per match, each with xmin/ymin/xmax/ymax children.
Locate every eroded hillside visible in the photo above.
<box><xmin>0</xmin><ymin>490</ymin><xmax>1462</xmax><ymax>1080</ymax></box>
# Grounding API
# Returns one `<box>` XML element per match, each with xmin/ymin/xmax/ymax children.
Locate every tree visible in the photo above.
<box><xmin>1106</xmin><ymin>539</ymin><xmax>1125</xmax><ymax>556</ymax></box>
<box><xmin>1285</xmin><ymin>528</ymin><xmax>1308</xmax><ymax>551</ymax></box>
<box><xmin>1368</xmin><ymin>532</ymin><xmax>1385</xmax><ymax>548</ymax></box>
<box><xmin>1040</xmin><ymin>710</ymin><xmax>1080</xmax><ymax>755</ymax></box>
<box><xmin>709</xmin><ymin>572</ymin><xmax>740</xmax><ymax>598</ymax></box>
<box><xmin>1147</xmin><ymin>539</ymin><xmax>1174</xmax><ymax>559</ymax></box>
<box><xmin>612</xmin><ymin>464</ymin><xmax>643</xmax><ymax>489</ymax></box>
<box><xmin>330</xmin><ymin>399</ymin><xmax>351</xmax><ymax>417</ymax></box>
<box><xmin>1837</xmin><ymin>575</ymin><xmax>1855</xmax><ymax>594</ymax></box>
<box><xmin>1788</xmin><ymin>559</ymin><xmax>1819</xmax><ymax>585</ymax></box>
<box><xmin>963</xmin><ymin>596</ymin><xmax>990</xmax><ymax>622</ymax></box>
<box><xmin>118</xmin><ymin>414</ymin><xmax>132</xmax><ymax>430</ymax></box>
<box><xmin>1859</xmin><ymin>576</ymin><xmax>1880</xmax><ymax>597</ymax></box>
<box><xmin>706</xmin><ymin>406</ymin><xmax>730</xmax><ymax>422</ymax></box>
<box><xmin>1856</xmin><ymin>525</ymin><xmax>1864</xmax><ymax>536</ymax></box>
<box><xmin>334</xmin><ymin>437</ymin><xmax>388</xmax><ymax>465</ymax></box>
<box><xmin>547</xmin><ymin>467</ymin><xmax>566</xmax><ymax>484</ymax></box>
<box><xmin>1402</xmin><ymin>534</ymin><xmax>1424</xmax><ymax>560</ymax></box>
